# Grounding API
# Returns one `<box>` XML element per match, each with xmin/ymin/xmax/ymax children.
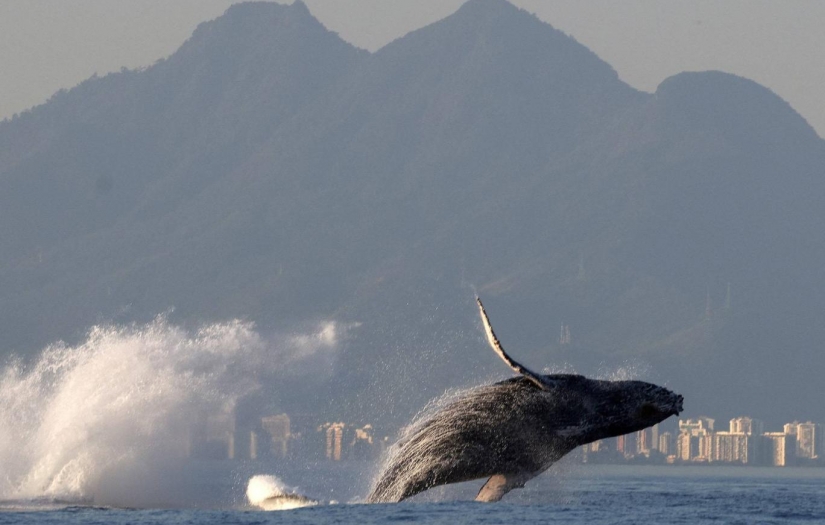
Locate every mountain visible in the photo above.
<box><xmin>1</xmin><ymin>0</ymin><xmax>824</xmax><ymax>428</ymax></box>
<box><xmin>0</xmin><ymin>1</ymin><xmax>365</xmax><ymax>348</ymax></box>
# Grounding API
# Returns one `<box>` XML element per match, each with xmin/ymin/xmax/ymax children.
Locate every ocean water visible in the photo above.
<box><xmin>2</xmin><ymin>321</ymin><xmax>822</xmax><ymax>523</ymax></box>
<box><xmin>1</xmin><ymin>464</ymin><xmax>823</xmax><ymax>524</ymax></box>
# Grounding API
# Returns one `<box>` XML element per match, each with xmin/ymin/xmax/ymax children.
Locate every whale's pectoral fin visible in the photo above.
<box><xmin>476</xmin><ymin>297</ymin><xmax>555</xmax><ymax>391</ymax></box>
<box><xmin>475</xmin><ymin>471</ymin><xmax>538</xmax><ymax>503</ymax></box>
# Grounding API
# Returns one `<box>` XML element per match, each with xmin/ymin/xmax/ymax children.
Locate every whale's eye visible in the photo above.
<box><xmin>638</xmin><ymin>403</ymin><xmax>659</xmax><ymax>419</ymax></box>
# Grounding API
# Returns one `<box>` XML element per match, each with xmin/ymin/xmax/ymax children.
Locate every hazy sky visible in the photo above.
<box><xmin>1</xmin><ymin>0</ymin><xmax>823</xmax><ymax>137</ymax></box>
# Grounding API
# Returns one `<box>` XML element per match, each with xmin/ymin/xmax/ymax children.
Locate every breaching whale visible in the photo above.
<box><xmin>366</xmin><ymin>297</ymin><xmax>683</xmax><ymax>503</ymax></box>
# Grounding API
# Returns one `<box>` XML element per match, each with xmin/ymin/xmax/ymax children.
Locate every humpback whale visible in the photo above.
<box><xmin>366</xmin><ymin>297</ymin><xmax>683</xmax><ymax>503</ymax></box>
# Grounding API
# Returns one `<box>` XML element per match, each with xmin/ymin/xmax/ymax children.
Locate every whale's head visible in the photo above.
<box><xmin>543</xmin><ymin>375</ymin><xmax>683</xmax><ymax>443</ymax></box>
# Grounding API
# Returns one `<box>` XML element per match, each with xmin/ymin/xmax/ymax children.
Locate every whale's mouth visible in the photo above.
<box><xmin>657</xmin><ymin>393</ymin><xmax>684</xmax><ymax>418</ymax></box>
<box><xmin>673</xmin><ymin>394</ymin><xmax>684</xmax><ymax>416</ymax></box>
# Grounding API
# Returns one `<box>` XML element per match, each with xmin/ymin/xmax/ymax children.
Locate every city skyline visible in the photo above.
<box><xmin>188</xmin><ymin>408</ymin><xmax>824</xmax><ymax>468</ymax></box>
<box><xmin>585</xmin><ymin>416</ymin><xmax>824</xmax><ymax>467</ymax></box>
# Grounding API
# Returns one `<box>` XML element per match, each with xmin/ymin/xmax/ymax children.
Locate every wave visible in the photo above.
<box><xmin>0</xmin><ymin>316</ymin><xmax>341</xmax><ymax>507</ymax></box>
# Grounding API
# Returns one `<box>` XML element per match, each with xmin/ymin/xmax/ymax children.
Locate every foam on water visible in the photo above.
<box><xmin>245</xmin><ymin>474</ymin><xmax>318</xmax><ymax>510</ymax></box>
<box><xmin>0</xmin><ymin>316</ymin><xmax>341</xmax><ymax>508</ymax></box>
<box><xmin>246</xmin><ymin>474</ymin><xmax>288</xmax><ymax>503</ymax></box>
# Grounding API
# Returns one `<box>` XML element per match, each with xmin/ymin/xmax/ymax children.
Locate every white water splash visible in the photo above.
<box><xmin>246</xmin><ymin>474</ymin><xmax>288</xmax><ymax>504</ymax></box>
<box><xmin>596</xmin><ymin>361</ymin><xmax>652</xmax><ymax>381</ymax></box>
<box><xmin>246</xmin><ymin>474</ymin><xmax>318</xmax><ymax>510</ymax></box>
<box><xmin>540</xmin><ymin>362</ymin><xmax>578</xmax><ymax>375</ymax></box>
<box><xmin>0</xmin><ymin>316</ymin><xmax>341</xmax><ymax>507</ymax></box>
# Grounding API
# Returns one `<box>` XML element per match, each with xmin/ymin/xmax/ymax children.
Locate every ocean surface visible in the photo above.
<box><xmin>2</xmin><ymin>463</ymin><xmax>823</xmax><ymax>524</ymax></box>
<box><xmin>4</xmin><ymin>320</ymin><xmax>821</xmax><ymax>523</ymax></box>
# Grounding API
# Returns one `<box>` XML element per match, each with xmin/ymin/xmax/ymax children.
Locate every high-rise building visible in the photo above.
<box><xmin>784</xmin><ymin>421</ymin><xmax>822</xmax><ymax>459</ymax></box>
<box><xmin>712</xmin><ymin>432</ymin><xmax>754</xmax><ymax>464</ymax></box>
<box><xmin>616</xmin><ymin>434</ymin><xmax>625</xmax><ymax>455</ymax></box>
<box><xmin>677</xmin><ymin>418</ymin><xmax>714</xmax><ymax>462</ymax></box>
<box><xmin>635</xmin><ymin>424</ymin><xmax>660</xmax><ymax>455</ymax></box>
<box><xmin>323</xmin><ymin>422</ymin><xmax>346</xmax><ymax>461</ymax></box>
<box><xmin>351</xmin><ymin>424</ymin><xmax>377</xmax><ymax>460</ymax></box>
<box><xmin>658</xmin><ymin>432</ymin><xmax>674</xmax><ymax>457</ymax></box>
<box><xmin>636</xmin><ymin>428</ymin><xmax>650</xmax><ymax>455</ymax></box>
<box><xmin>197</xmin><ymin>412</ymin><xmax>236</xmax><ymax>459</ymax></box>
<box><xmin>762</xmin><ymin>432</ymin><xmax>796</xmax><ymax>466</ymax></box>
<box><xmin>680</xmin><ymin>417</ymin><xmax>715</xmax><ymax>434</ymax></box>
<box><xmin>676</xmin><ymin>432</ymin><xmax>693</xmax><ymax>461</ymax></box>
<box><xmin>698</xmin><ymin>416</ymin><xmax>766</xmax><ymax>464</ymax></box>
<box><xmin>616</xmin><ymin>433</ymin><xmax>636</xmax><ymax>458</ymax></box>
<box><xmin>651</xmin><ymin>424</ymin><xmax>660</xmax><ymax>452</ymax></box>
<box><xmin>262</xmin><ymin>414</ymin><xmax>291</xmax><ymax>458</ymax></box>
<box><xmin>730</xmin><ymin>416</ymin><xmax>763</xmax><ymax>436</ymax></box>
<box><xmin>250</xmin><ymin>431</ymin><xmax>259</xmax><ymax>460</ymax></box>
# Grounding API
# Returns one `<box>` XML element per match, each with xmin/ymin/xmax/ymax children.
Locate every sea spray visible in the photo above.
<box><xmin>596</xmin><ymin>361</ymin><xmax>652</xmax><ymax>382</ymax></box>
<box><xmin>246</xmin><ymin>474</ymin><xmax>288</xmax><ymax>504</ymax></box>
<box><xmin>368</xmin><ymin>362</ymin><xmax>662</xmax><ymax>503</ymax></box>
<box><xmin>0</xmin><ymin>316</ymin><xmax>342</xmax><ymax>507</ymax></box>
<box><xmin>246</xmin><ymin>474</ymin><xmax>318</xmax><ymax>510</ymax></box>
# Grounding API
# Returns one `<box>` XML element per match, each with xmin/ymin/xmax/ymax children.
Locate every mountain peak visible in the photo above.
<box><xmin>184</xmin><ymin>0</ymin><xmax>327</xmax><ymax>48</ymax></box>
<box><xmin>373</xmin><ymin>0</ymin><xmax>626</xmax><ymax>101</ymax></box>
<box><xmin>446</xmin><ymin>0</ymin><xmax>546</xmax><ymax>34</ymax></box>
<box><xmin>655</xmin><ymin>70</ymin><xmax>821</xmax><ymax>146</ymax></box>
<box><xmin>169</xmin><ymin>0</ymin><xmax>362</xmax><ymax>76</ymax></box>
<box><xmin>221</xmin><ymin>0</ymin><xmax>313</xmax><ymax>21</ymax></box>
<box><xmin>454</xmin><ymin>0</ymin><xmax>523</xmax><ymax>17</ymax></box>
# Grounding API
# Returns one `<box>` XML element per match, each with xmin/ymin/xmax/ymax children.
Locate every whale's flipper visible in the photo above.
<box><xmin>476</xmin><ymin>297</ymin><xmax>554</xmax><ymax>391</ymax></box>
<box><xmin>475</xmin><ymin>471</ymin><xmax>538</xmax><ymax>502</ymax></box>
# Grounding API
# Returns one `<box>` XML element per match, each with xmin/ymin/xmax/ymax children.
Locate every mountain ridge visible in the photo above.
<box><xmin>1</xmin><ymin>0</ymin><xmax>824</xmax><ymax>427</ymax></box>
